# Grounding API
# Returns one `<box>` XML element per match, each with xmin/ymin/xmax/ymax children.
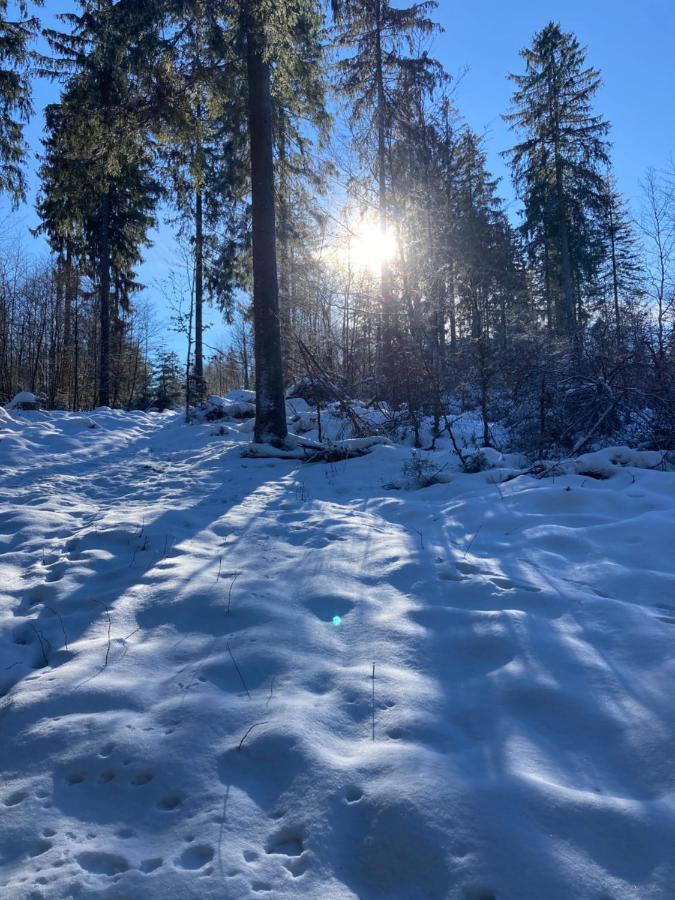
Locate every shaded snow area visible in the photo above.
<box><xmin>2</xmin><ymin>408</ymin><xmax>675</xmax><ymax>900</ymax></box>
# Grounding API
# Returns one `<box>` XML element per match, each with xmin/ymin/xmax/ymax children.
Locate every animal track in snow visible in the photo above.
<box><xmin>177</xmin><ymin>844</ymin><xmax>214</xmax><ymax>869</ymax></box>
<box><xmin>157</xmin><ymin>792</ymin><xmax>182</xmax><ymax>810</ymax></box>
<box><xmin>140</xmin><ymin>857</ymin><xmax>163</xmax><ymax>873</ymax></box>
<box><xmin>265</xmin><ymin>825</ymin><xmax>304</xmax><ymax>857</ymax></box>
<box><xmin>29</xmin><ymin>839</ymin><xmax>52</xmax><ymax>857</ymax></box>
<box><xmin>4</xmin><ymin>789</ymin><xmax>28</xmax><ymax>806</ymax></box>
<box><xmin>130</xmin><ymin>771</ymin><xmax>153</xmax><ymax>785</ymax></box>
<box><xmin>65</xmin><ymin>772</ymin><xmax>86</xmax><ymax>785</ymax></box>
<box><xmin>75</xmin><ymin>851</ymin><xmax>130</xmax><ymax>875</ymax></box>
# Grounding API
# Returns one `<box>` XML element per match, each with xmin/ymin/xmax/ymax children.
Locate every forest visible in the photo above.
<box><xmin>2</xmin><ymin>4</ymin><xmax>675</xmax><ymax>900</ymax></box>
<box><xmin>0</xmin><ymin>0</ymin><xmax>672</xmax><ymax>453</ymax></box>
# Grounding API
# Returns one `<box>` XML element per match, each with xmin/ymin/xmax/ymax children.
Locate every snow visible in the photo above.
<box><xmin>2</xmin><ymin>408</ymin><xmax>675</xmax><ymax>899</ymax></box>
<box><xmin>5</xmin><ymin>392</ymin><xmax>39</xmax><ymax>411</ymax></box>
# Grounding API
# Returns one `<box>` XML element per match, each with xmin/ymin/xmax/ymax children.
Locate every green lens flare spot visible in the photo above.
<box><xmin>332</xmin><ymin>615</ymin><xmax>342</xmax><ymax>627</ymax></box>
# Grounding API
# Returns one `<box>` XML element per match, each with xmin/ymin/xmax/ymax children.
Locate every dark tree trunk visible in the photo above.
<box><xmin>607</xmin><ymin>200</ymin><xmax>622</xmax><ymax>351</ymax></box>
<box><xmin>554</xmin><ymin>150</ymin><xmax>575</xmax><ymax>336</ymax></box>
<box><xmin>277</xmin><ymin>112</ymin><xmax>293</xmax><ymax>382</ymax></box>
<box><xmin>245</xmin><ymin>6</ymin><xmax>287</xmax><ymax>445</ymax></box>
<box><xmin>194</xmin><ymin>184</ymin><xmax>205</xmax><ymax>400</ymax></box>
<box><xmin>98</xmin><ymin>190</ymin><xmax>111</xmax><ymax>407</ymax></box>
<box><xmin>374</xmin><ymin>2</ymin><xmax>394</xmax><ymax>386</ymax></box>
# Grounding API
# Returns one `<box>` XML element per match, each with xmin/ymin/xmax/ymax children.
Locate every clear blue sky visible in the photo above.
<box><xmin>7</xmin><ymin>0</ymin><xmax>675</xmax><ymax>357</ymax></box>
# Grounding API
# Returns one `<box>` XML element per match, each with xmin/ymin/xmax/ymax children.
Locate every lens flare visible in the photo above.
<box><xmin>347</xmin><ymin>222</ymin><xmax>396</xmax><ymax>276</ymax></box>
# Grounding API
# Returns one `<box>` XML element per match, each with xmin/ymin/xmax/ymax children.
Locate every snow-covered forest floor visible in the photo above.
<box><xmin>2</xmin><ymin>403</ymin><xmax>675</xmax><ymax>900</ymax></box>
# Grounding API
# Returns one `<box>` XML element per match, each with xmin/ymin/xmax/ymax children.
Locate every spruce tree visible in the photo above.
<box><xmin>505</xmin><ymin>22</ymin><xmax>610</xmax><ymax>338</ymax></box>
<box><xmin>154</xmin><ymin>0</ymin><xmax>248</xmax><ymax>404</ymax></box>
<box><xmin>236</xmin><ymin>0</ymin><xmax>326</xmax><ymax>443</ymax></box>
<box><xmin>0</xmin><ymin>0</ymin><xmax>39</xmax><ymax>204</ymax></box>
<box><xmin>333</xmin><ymin>0</ymin><xmax>441</xmax><ymax>391</ymax></box>
<box><xmin>600</xmin><ymin>174</ymin><xmax>643</xmax><ymax>349</ymax></box>
<box><xmin>41</xmin><ymin>1</ymin><xmax>160</xmax><ymax>407</ymax></box>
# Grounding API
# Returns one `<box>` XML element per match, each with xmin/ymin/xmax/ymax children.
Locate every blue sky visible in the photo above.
<box><xmin>8</xmin><ymin>0</ymin><xmax>675</xmax><ymax>357</ymax></box>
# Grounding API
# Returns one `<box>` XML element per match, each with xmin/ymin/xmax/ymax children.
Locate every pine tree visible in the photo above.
<box><xmin>505</xmin><ymin>22</ymin><xmax>610</xmax><ymax>338</ymax></box>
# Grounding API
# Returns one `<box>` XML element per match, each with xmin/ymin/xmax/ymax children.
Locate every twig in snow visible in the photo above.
<box><xmin>29</xmin><ymin>623</ymin><xmax>50</xmax><ymax>667</ymax></box>
<box><xmin>216</xmin><ymin>556</ymin><xmax>222</xmax><ymax>582</ymax></box>
<box><xmin>121</xmin><ymin>626</ymin><xmax>140</xmax><ymax>642</ymax></box>
<box><xmin>463</xmin><ymin>524</ymin><xmax>483</xmax><ymax>559</ymax></box>
<box><xmin>266</xmin><ymin>676</ymin><xmax>275</xmax><ymax>708</ymax></box>
<box><xmin>103</xmin><ymin>609</ymin><xmax>112</xmax><ymax>668</ymax></box>
<box><xmin>371</xmin><ymin>663</ymin><xmax>376</xmax><ymax>742</ymax></box>
<box><xmin>237</xmin><ymin>721</ymin><xmax>268</xmax><ymax>751</ymax></box>
<box><xmin>413</xmin><ymin>528</ymin><xmax>425</xmax><ymax>550</ymax></box>
<box><xmin>226</xmin><ymin>642</ymin><xmax>251</xmax><ymax>699</ymax></box>
<box><xmin>44</xmin><ymin>605</ymin><xmax>69</xmax><ymax>651</ymax></box>
<box><xmin>226</xmin><ymin>573</ymin><xmax>240</xmax><ymax>614</ymax></box>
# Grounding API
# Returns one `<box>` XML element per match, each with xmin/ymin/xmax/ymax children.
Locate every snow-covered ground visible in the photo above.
<box><xmin>2</xmin><ymin>405</ymin><xmax>675</xmax><ymax>899</ymax></box>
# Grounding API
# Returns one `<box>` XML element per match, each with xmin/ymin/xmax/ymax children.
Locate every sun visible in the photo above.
<box><xmin>345</xmin><ymin>218</ymin><xmax>397</xmax><ymax>276</ymax></box>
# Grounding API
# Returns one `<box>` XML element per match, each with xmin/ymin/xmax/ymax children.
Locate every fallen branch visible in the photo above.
<box><xmin>242</xmin><ymin>434</ymin><xmax>388</xmax><ymax>463</ymax></box>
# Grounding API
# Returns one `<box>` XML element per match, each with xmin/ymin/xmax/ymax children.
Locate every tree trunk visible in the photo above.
<box><xmin>277</xmin><ymin>111</ymin><xmax>293</xmax><ymax>382</ymax></box>
<box><xmin>554</xmin><ymin>151</ymin><xmax>575</xmax><ymax>336</ymax></box>
<box><xmin>98</xmin><ymin>190</ymin><xmax>111</xmax><ymax>407</ymax></box>
<box><xmin>375</xmin><ymin>2</ymin><xmax>393</xmax><ymax>390</ymax></box>
<box><xmin>607</xmin><ymin>200</ymin><xmax>622</xmax><ymax>351</ymax></box>
<box><xmin>194</xmin><ymin>184</ymin><xmax>205</xmax><ymax>400</ymax></box>
<box><xmin>245</xmin><ymin>5</ymin><xmax>287</xmax><ymax>444</ymax></box>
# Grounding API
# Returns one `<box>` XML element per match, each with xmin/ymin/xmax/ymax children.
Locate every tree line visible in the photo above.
<box><xmin>0</xmin><ymin>0</ymin><xmax>673</xmax><ymax>451</ymax></box>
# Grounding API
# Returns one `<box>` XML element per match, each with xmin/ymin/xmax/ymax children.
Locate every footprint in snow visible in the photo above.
<box><xmin>157</xmin><ymin>792</ymin><xmax>183</xmax><ymax>810</ymax></box>
<box><xmin>176</xmin><ymin>844</ymin><xmax>214</xmax><ymax>870</ymax></box>
<box><xmin>265</xmin><ymin>826</ymin><xmax>304</xmax><ymax>857</ymax></box>
<box><xmin>345</xmin><ymin>786</ymin><xmax>363</xmax><ymax>804</ymax></box>
<box><xmin>76</xmin><ymin>851</ymin><xmax>130</xmax><ymax>876</ymax></box>
<box><xmin>130</xmin><ymin>771</ymin><xmax>153</xmax><ymax>786</ymax></box>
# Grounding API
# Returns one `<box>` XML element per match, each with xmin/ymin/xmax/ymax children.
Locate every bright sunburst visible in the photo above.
<box><xmin>345</xmin><ymin>218</ymin><xmax>397</xmax><ymax>276</ymax></box>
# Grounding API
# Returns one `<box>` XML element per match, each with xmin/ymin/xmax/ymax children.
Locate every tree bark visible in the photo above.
<box><xmin>98</xmin><ymin>189</ymin><xmax>111</xmax><ymax>407</ymax></box>
<box><xmin>245</xmin><ymin>5</ymin><xmax>287</xmax><ymax>444</ymax></box>
<box><xmin>194</xmin><ymin>184</ymin><xmax>205</xmax><ymax>400</ymax></box>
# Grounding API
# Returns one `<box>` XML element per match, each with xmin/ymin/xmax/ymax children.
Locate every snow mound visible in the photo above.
<box><xmin>201</xmin><ymin>394</ymin><xmax>256</xmax><ymax>420</ymax></box>
<box><xmin>5</xmin><ymin>391</ymin><xmax>39</xmax><ymax>411</ymax></box>
<box><xmin>572</xmin><ymin>446</ymin><xmax>668</xmax><ymax>478</ymax></box>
